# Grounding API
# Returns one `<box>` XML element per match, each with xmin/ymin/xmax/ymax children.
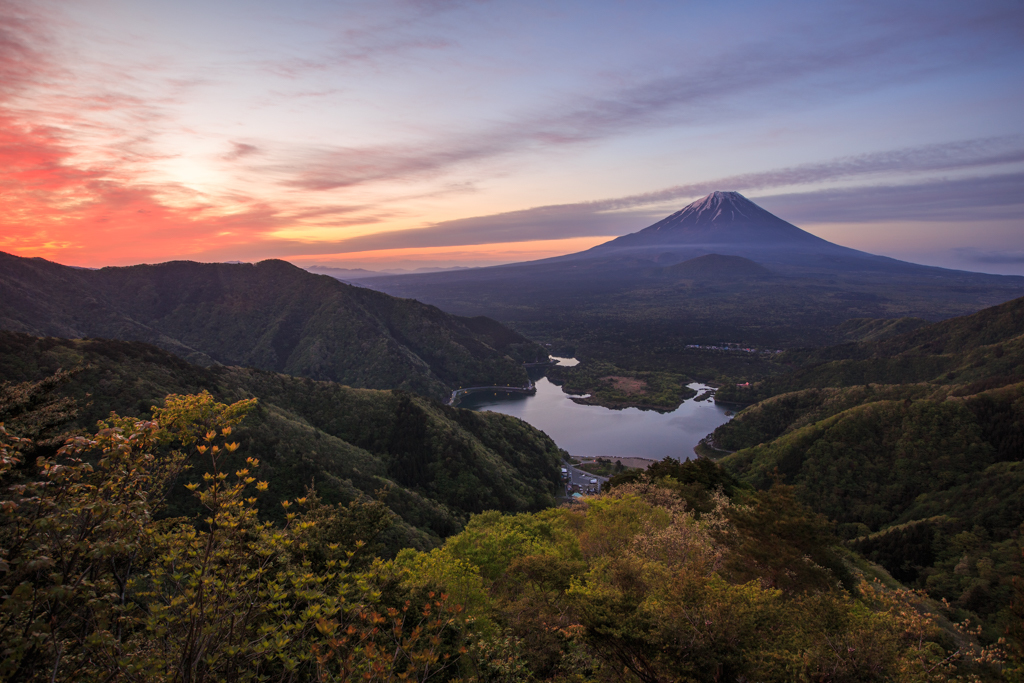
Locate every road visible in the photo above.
<box><xmin>562</xmin><ymin>460</ymin><xmax>609</xmax><ymax>496</ymax></box>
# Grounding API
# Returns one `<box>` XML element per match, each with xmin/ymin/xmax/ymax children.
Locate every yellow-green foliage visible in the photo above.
<box><xmin>719</xmin><ymin>383</ymin><xmax>1024</xmax><ymax>647</ymax></box>
<box><xmin>1</xmin><ymin>390</ymin><xmax>1018</xmax><ymax>682</ymax></box>
<box><xmin>0</xmin><ymin>393</ymin><xmax>474</xmax><ymax>682</ymax></box>
<box><xmin>397</xmin><ymin>482</ymin><xmax>1017</xmax><ymax>682</ymax></box>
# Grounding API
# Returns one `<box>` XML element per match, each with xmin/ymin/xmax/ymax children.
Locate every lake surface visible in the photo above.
<box><xmin>458</xmin><ymin>375</ymin><xmax>732</xmax><ymax>461</ymax></box>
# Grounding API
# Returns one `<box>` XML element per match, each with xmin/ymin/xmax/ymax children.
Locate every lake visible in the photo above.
<box><xmin>457</xmin><ymin>369</ymin><xmax>733</xmax><ymax>461</ymax></box>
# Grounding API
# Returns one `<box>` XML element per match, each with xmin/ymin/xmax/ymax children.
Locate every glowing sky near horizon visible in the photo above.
<box><xmin>1</xmin><ymin>0</ymin><xmax>1023</xmax><ymax>274</ymax></box>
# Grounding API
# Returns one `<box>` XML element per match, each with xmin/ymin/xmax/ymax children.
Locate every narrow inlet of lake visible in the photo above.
<box><xmin>457</xmin><ymin>373</ymin><xmax>733</xmax><ymax>461</ymax></box>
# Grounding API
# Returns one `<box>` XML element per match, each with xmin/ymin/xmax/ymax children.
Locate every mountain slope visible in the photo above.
<box><xmin>365</xmin><ymin>193</ymin><xmax>1024</xmax><ymax>369</ymax></box>
<box><xmin>657</xmin><ymin>253</ymin><xmax>773</xmax><ymax>280</ymax></box>
<box><xmin>0</xmin><ymin>331</ymin><xmax>564</xmax><ymax>549</ymax></box>
<box><xmin>715</xmin><ymin>383</ymin><xmax>1024</xmax><ymax>642</ymax></box>
<box><xmin>0</xmin><ymin>252</ymin><xmax>547</xmax><ymax>400</ymax></box>
<box><xmin>586</xmin><ymin>190</ymin><xmax>837</xmax><ymax>253</ymax></box>
<box><xmin>705</xmin><ymin>295</ymin><xmax>1024</xmax><ymax>643</ymax></box>
<box><xmin>715</xmin><ymin>294</ymin><xmax>1024</xmax><ymax>404</ymax></box>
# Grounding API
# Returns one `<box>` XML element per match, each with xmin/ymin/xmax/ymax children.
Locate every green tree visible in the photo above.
<box><xmin>0</xmin><ymin>391</ymin><xmax>475</xmax><ymax>683</ymax></box>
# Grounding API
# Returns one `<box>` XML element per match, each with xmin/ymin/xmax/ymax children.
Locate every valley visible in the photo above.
<box><xmin>5</xmin><ymin>1</ymin><xmax>1023</xmax><ymax>678</ymax></box>
<box><xmin>2</xmin><ymin>193</ymin><xmax>1023</xmax><ymax>680</ymax></box>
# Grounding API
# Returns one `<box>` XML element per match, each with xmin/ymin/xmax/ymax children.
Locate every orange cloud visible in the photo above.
<box><xmin>0</xmin><ymin>107</ymin><xmax>292</xmax><ymax>266</ymax></box>
<box><xmin>287</xmin><ymin>236</ymin><xmax>611</xmax><ymax>268</ymax></box>
<box><xmin>0</xmin><ymin>98</ymin><xmax>605</xmax><ymax>269</ymax></box>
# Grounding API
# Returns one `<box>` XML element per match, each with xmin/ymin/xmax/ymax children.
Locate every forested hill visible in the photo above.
<box><xmin>798</xmin><ymin>293</ymin><xmax>1024</xmax><ymax>362</ymax></box>
<box><xmin>706</xmin><ymin>294</ymin><xmax>1024</xmax><ymax>648</ymax></box>
<box><xmin>717</xmin><ymin>294</ymin><xmax>1024</xmax><ymax>404</ymax></box>
<box><xmin>3</xmin><ymin>339</ymin><xmax>1021</xmax><ymax>679</ymax></box>
<box><xmin>0</xmin><ymin>251</ymin><xmax>547</xmax><ymax>401</ymax></box>
<box><xmin>0</xmin><ymin>332</ymin><xmax>564</xmax><ymax>550</ymax></box>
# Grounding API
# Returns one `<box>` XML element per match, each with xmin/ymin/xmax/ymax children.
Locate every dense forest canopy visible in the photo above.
<box><xmin>0</xmin><ymin>252</ymin><xmax>546</xmax><ymax>402</ymax></box>
<box><xmin>0</xmin><ymin>332</ymin><xmax>565</xmax><ymax>549</ymax></box>
<box><xmin>704</xmin><ymin>296</ymin><xmax>1024</xmax><ymax>659</ymax></box>
<box><xmin>1</xmin><ymin>389</ymin><xmax>1018</xmax><ymax>681</ymax></box>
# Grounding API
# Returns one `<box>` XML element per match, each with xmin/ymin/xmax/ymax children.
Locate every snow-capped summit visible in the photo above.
<box><xmin>600</xmin><ymin>191</ymin><xmax>833</xmax><ymax>250</ymax></box>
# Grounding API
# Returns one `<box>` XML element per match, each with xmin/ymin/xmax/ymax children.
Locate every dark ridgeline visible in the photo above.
<box><xmin>363</xmin><ymin>191</ymin><xmax>1024</xmax><ymax>350</ymax></box>
<box><xmin>0</xmin><ymin>252</ymin><xmax>548</xmax><ymax>401</ymax></box>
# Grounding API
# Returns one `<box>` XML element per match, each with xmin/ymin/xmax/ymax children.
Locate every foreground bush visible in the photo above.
<box><xmin>0</xmin><ymin>386</ymin><xmax>1017</xmax><ymax>681</ymax></box>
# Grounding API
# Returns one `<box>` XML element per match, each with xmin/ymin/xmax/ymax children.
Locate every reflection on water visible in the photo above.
<box><xmin>550</xmin><ymin>356</ymin><xmax>579</xmax><ymax>367</ymax></box>
<box><xmin>458</xmin><ymin>375</ymin><xmax>732</xmax><ymax>461</ymax></box>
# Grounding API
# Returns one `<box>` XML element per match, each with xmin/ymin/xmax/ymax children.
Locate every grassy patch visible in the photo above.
<box><xmin>576</xmin><ymin>457</ymin><xmax>635</xmax><ymax>477</ymax></box>
<box><xmin>547</xmin><ymin>360</ymin><xmax>697</xmax><ymax>410</ymax></box>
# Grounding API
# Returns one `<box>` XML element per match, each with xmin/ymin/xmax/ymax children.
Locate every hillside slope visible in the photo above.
<box><xmin>706</xmin><ymin>296</ymin><xmax>1024</xmax><ymax>644</ymax></box>
<box><xmin>0</xmin><ymin>332</ymin><xmax>564</xmax><ymax>550</ymax></box>
<box><xmin>717</xmin><ymin>383</ymin><xmax>1023</xmax><ymax>642</ymax></box>
<box><xmin>0</xmin><ymin>252</ymin><xmax>547</xmax><ymax>401</ymax></box>
<box><xmin>716</xmin><ymin>294</ymin><xmax>1024</xmax><ymax>404</ymax></box>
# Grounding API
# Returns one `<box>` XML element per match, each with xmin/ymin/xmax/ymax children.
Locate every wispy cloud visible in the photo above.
<box><xmin>223</xmin><ymin>142</ymin><xmax>260</xmax><ymax>161</ymax></box>
<box><xmin>280</xmin><ymin>2</ymin><xmax>1023</xmax><ymax>192</ymax></box>
<box><xmin>756</xmin><ymin>172</ymin><xmax>1024</xmax><ymax>224</ymax></box>
<box><xmin>0</xmin><ymin>2</ymin><xmax>56</xmax><ymax>101</ymax></box>
<box><xmin>305</xmin><ymin>204</ymin><xmax>655</xmax><ymax>253</ymax></box>
<box><xmin>588</xmin><ymin>137</ymin><xmax>1024</xmax><ymax>213</ymax></box>
<box><xmin>303</xmin><ymin>138</ymin><xmax>1024</xmax><ymax>253</ymax></box>
<box><xmin>269</xmin><ymin>0</ymin><xmax>477</xmax><ymax>78</ymax></box>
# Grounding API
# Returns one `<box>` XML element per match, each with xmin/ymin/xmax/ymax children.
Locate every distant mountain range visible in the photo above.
<box><xmin>0</xmin><ymin>253</ymin><xmax>546</xmax><ymax>401</ymax></box>
<box><xmin>364</xmin><ymin>192</ymin><xmax>1024</xmax><ymax>356</ymax></box>
<box><xmin>307</xmin><ymin>265</ymin><xmax>473</xmax><ymax>281</ymax></box>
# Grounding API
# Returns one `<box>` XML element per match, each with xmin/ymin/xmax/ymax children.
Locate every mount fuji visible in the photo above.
<box><xmin>594</xmin><ymin>190</ymin><xmax>832</xmax><ymax>249</ymax></box>
<box><xmin>546</xmin><ymin>191</ymin><xmax>923</xmax><ymax>274</ymax></box>
<box><xmin>362</xmin><ymin>192</ymin><xmax>1024</xmax><ymax>349</ymax></box>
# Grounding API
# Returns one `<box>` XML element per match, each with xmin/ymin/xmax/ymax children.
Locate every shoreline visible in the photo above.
<box><xmin>574</xmin><ymin>456</ymin><xmax>660</xmax><ymax>470</ymax></box>
<box><xmin>567</xmin><ymin>396</ymin><xmax>679</xmax><ymax>412</ymax></box>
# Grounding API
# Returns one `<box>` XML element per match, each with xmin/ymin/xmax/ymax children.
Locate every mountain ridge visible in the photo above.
<box><xmin>0</xmin><ymin>251</ymin><xmax>547</xmax><ymax>401</ymax></box>
<box><xmin>0</xmin><ymin>331</ymin><xmax>564</xmax><ymax>547</ymax></box>
<box><xmin>702</xmin><ymin>294</ymin><xmax>1024</xmax><ymax>642</ymax></box>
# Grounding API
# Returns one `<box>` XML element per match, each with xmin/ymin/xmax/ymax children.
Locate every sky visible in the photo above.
<box><xmin>1</xmin><ymin>0</ymin><xmax>1023</xmax><ymax>274</ymax></box>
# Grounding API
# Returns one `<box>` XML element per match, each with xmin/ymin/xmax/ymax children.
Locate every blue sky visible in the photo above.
<box><xmin>2</xmin><ymin>0</ymin><xmax>1023</xmax><ymax>273</ymax></box>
